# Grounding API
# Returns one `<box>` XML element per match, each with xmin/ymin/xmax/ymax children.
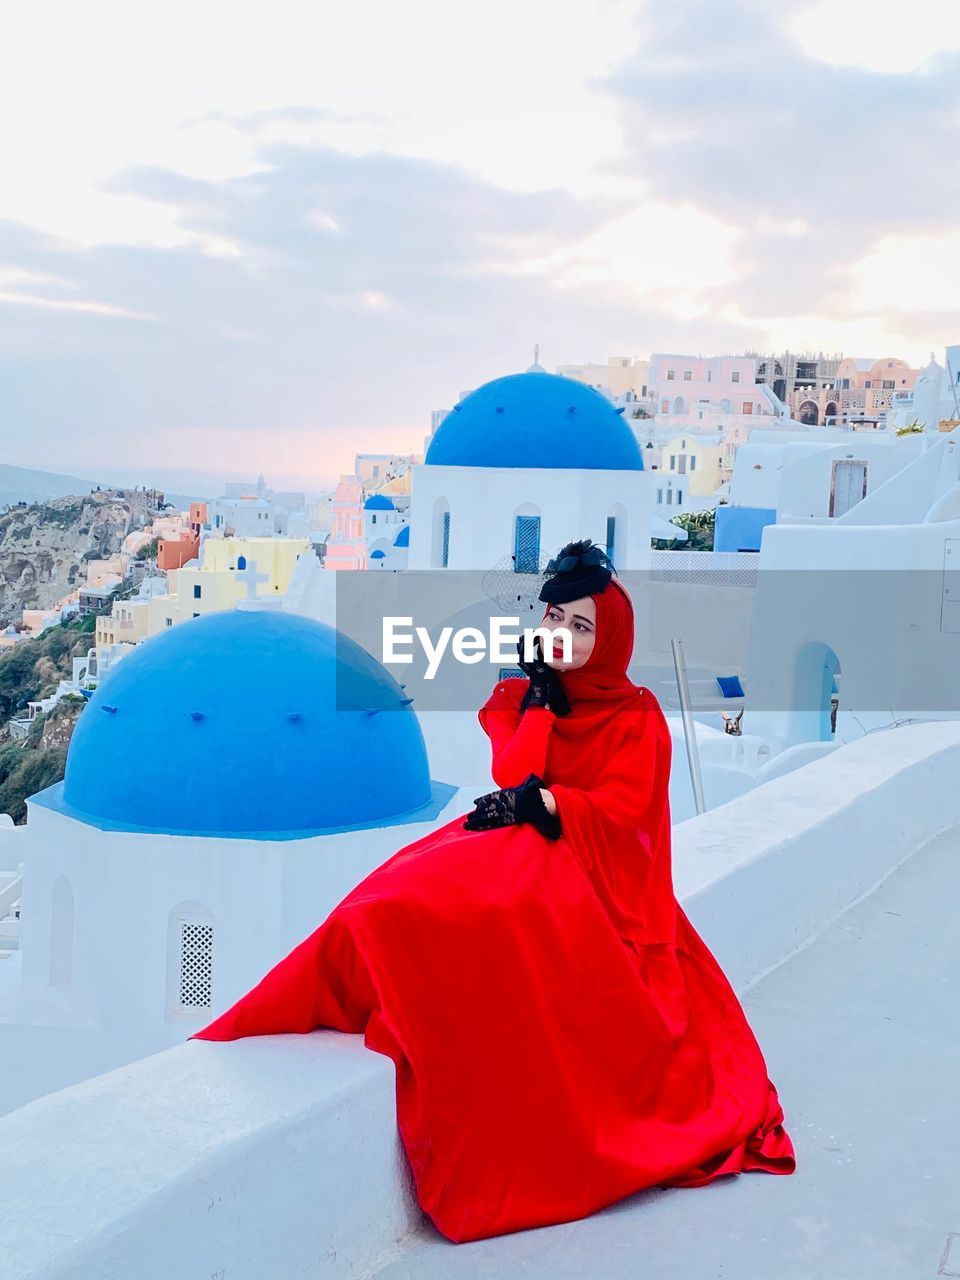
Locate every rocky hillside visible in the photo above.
<box><xmin>0</xmin><ymin>489</ymin><xmax>163</xmax><ymax>626</ymax></box>
<box><xmin>0</xmin><ymin>619</ymin><xmax>94</xmax><ymax>821</ymax></box>
<box><xmin>0</xmin><ymin>698</ymin><xmax>85</xmax><ymax>823</ymax></box>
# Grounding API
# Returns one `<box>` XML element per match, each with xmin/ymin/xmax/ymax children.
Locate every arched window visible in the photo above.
<box><xmin>673</xmin><ymin>396</ymin><xmax>686</xmax><ymax>415</ymax></box>
<box><xmin>719</xmin><ymin>398</ymin><xmax>732</xmax><ymax>413</ymax></box>
<box><xmin>606</xmin><ymin>503</ymin><xmax>627</xmax><ymax>568</ymax></box>
<box><xmin>237</xmin><ymin>554</ymin><xmax>247</xmax><ymax>570</ymax></box>
<box><xmin>166</xmin><ymin>902</ymin><xmax>214</xmax><ymax>1020</ymax></box>
<box><xmin>432</xmin><ymin>499</ymin><xmax>451</xmax><ymax>568</ymax></box>
<box><xmin>49</xmin><ymin>876</ymin><xmax>74</xmax><ymax>992</ymax></box>
<box><xmin>513</xmin><ymin>510</ymin><xmax>541</xmax><ymax>574</ymax></box>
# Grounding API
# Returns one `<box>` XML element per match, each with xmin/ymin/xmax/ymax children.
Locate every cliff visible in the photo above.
<box><xmin>0</xmin><ymin>489</ymin><xmax>163</xmax><ymax>626</ymax></box>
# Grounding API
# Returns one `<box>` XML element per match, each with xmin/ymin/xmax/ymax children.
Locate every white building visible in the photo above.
<box><xmin>742</xmin><ymin>422</ymin><xmax>960</xmax><ymax>752</ymax></box>
<box><xmin>207</xmin><ymin>495</ymin><xmax>279</xmax><ymax>537</ymax></box>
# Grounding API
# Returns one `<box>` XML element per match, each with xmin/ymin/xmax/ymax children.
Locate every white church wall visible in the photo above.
<box><xmin>407</xmin><ymin>464</ymin><xmax>651</xmax><ymax>571</ymax></box>
<box><xmin>4</xmin><ymin>788</ymin><xmax>470</xmax><ymax>1114</ymax></box>
<box><xmin>5</xmin><ymin>720</ymin><xmax>960</xmax><ymax>1279</ymax></box>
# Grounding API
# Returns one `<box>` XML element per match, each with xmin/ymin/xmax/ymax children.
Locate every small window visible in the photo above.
<box><xmin>669</xmin><ymin>454</ymin><xmax>676</xmax><ymax>469</ymax></box>
<box><xmin>178</xmin><ymin>919</ymin><xmax>213</xmax><ymax>1009</ymax></box>
<box><xmin>731</xmin><ymin>371</ymin><xmax>741</xmax><ymax>383</ymax></box>
<box><xmin>237</xmin><ymin>554</ymin><xmax>247</xmax><ymax>570</ymax></box>
<box><xmin>657</xmin><ymin>488</ymin><xmax>663</xmax><ymax>503</ymax></box>
<box><xmin>707</xmin><ymin>369</ymin><xmax>713</xmax><ymax>382</ymax></box>
<box><xmin>165</xmin><ymin>617</ymin><xmax>173</xmax><ymax>627</ymax></box>
<box><xmin>666</xmin><ymin>490</ymin><xmax>673</xmax><ymax>505</ymax></box>
<box><xmin>666</xmin><ymin>369</ymin><xmax>675</xmax><ymax>381</ymax></box>
<box><xmin>168</xmin><ymin>908</ymin><xmax>215</xmax><ymax>1019</ymax></box>
<box><xmin>683</xmin><ymin>370</ymin><xmax>692</xmax><ymax>381</ymax></box>
<box><xmin>514</xmin><ymin>514</ymin><xmax>541</xmax><ymax>574</ymax></box>
<box><xmin>864</xmin><ymin>380</ymin><xmax>872</xmax><ymax>389</ymax></box>
<box><xmin>441</xmin><ymin>510</ymin><xmax>451</xmax><ymax>567</ymax></box>
<box><xmin>690</xmin><ymin>455</ymin><xmax>697</xmax><ymax>470</ymax></box>
<box><xmin>193</xmin><ymin>584</ymin><xmax>201</xmax><ymax>599</ymax></box>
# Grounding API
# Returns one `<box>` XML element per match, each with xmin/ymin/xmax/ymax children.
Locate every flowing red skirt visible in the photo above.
<box><xmin>192</xmin><ymin>814</ymin><xmax>796</xmax><ymax>1242</ymax></box>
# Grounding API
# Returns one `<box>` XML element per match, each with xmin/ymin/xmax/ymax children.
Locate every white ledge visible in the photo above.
<box><xmin>2</xmin><ymin>1032</ymin><xmax>416</xmax><ymax>1280</ymax></box>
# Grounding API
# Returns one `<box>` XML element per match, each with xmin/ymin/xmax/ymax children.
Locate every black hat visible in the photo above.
<box><xmin>538</xmin><ymin>539</ymin><xmax>614</xmax><ymax>604</ymax></box>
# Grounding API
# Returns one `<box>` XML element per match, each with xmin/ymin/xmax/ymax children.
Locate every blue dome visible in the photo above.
<box><xmin>56</xmin><ymin>611</ymin><xmax>435</xmax><ymax>838</ymax></box>
<box><xmin>364</xmin><ymin>494</ymin><xmax>395</xmax><ymax>510</ymax></box>
<box><xmin>370</xmin><ymin>549</ymin><xmax>386</xmax><ymax>559</ymax></box>
<box><xmin>393</xmin><ymin>524</ymin><xmax>410</xmax><ymax>547</ymax></box>
<box><xmin>426</xmin><ymin>371</ymin><xmax>643</xmax><ymax>471</ymax></box>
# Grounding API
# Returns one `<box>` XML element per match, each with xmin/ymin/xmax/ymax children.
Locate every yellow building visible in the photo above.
<box><xmin>135</xmin><ymin>536</ymin><xmax>306</xmax><ymax>632</ymax></box>
<box><xmin>661</xmin><ymin>433</ymin><xmax>724</xmax><ymax>497</ymax></box>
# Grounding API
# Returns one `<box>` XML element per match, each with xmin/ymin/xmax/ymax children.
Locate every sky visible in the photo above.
<box><xmin>1</xmin><ymin>0</ymin><xmax>959</xmax><ymax>492</ymax></box>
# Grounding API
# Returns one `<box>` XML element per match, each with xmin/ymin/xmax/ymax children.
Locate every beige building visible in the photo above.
<box><xmin>556</xmin><ymin>356</ymin><xmax>651</xmax><ymax>400</ymax></box>
<box><xmin>791</xmin><ymin>357</ymin><xmax>920</xmax><ymax>427</ymax></box>
<box><xmin>96</xmin><ymin>598</ymin><xmax>154</xmax><ymax>650</ymax></box>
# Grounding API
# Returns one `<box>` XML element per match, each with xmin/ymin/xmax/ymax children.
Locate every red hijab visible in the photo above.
<box><xmin>549</xmin><ymin>578</ymin><xmax>646</xmax><ymax>734</ymax></box>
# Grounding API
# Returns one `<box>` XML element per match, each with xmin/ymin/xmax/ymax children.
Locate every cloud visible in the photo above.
<box><xmin>605</xmin><ymin>0</ymin><xmax>960</xmax><ymax>338</ymax></box>
<box><xmin>0</xmin><ymin>145</ymin><xmax>664</xmax><ymax>483</ymax></box>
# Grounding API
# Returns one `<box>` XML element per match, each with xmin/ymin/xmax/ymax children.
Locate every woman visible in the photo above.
<box><xmin>191</xmin><ymin>540</ymin><xmax>796</xmax><ymax>1243</ymax></box>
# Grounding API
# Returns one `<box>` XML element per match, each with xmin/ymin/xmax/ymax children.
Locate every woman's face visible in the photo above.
<box><xmin>540</xmin><ymin>595</ymin><xmax>597</xmax><ymax>670</ymax></box>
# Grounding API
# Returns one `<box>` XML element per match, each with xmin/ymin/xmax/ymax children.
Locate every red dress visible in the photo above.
<box><xmin>191</xmin><ymin>581</ymin><xmax>796</xmax><ymax>1242</ymax></box>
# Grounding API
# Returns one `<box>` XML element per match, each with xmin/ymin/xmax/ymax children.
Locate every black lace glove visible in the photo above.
<box><xmin>463</xmin><ymin>772</ymin><xmax>562</xmax><ymax>840</ymax></box>
<box><xmin>516</xmin><ymin>636</ymin><xmax>571</xmax><ymax>717</ymax></box>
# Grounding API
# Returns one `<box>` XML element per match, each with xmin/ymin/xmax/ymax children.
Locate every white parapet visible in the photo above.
<box><xmin>1</xmin><ymin>1032</ymin><xmax>420</xmax><ymax>1280</ymax></box>
<box><xmin>3</xmin><ymin>721</ymin><xmax>960</xmax><ymax>1279</ymax></box>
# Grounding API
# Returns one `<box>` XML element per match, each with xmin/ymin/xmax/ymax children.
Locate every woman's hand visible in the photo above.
<box><xmin>516</xmin><ymin>637</ymin><xmax>571</xmax><ymax>717</ymax></box>
<box><xmin>463</xmin><ymin>773</ymin><xmax>562</xmax><ymax>840</ymax></box>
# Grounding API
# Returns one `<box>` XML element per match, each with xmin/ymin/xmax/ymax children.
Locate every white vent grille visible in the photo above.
<box><xmin>178</xmin><ymin>919</ymin><xmax>214</xmax><ymax>1011</ymax></box>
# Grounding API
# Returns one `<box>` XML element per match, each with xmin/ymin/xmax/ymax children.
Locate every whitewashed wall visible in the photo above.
<box><xmin>0</xmin><ymin>788</ymin><xmax>469</xmax><ymax>1116</ymax></box>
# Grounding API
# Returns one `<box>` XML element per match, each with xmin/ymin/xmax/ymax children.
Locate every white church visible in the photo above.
<box><xmin>407</xmin><ymin>366</ymin><xmax>654</xmax><ymax>571</ymax></box>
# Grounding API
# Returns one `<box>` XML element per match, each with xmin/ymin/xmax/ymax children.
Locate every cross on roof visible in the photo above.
<box><xmin>237</xmin><ymin>558</ymin><xmax>269</xmax><ymax>600</ymax></box>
